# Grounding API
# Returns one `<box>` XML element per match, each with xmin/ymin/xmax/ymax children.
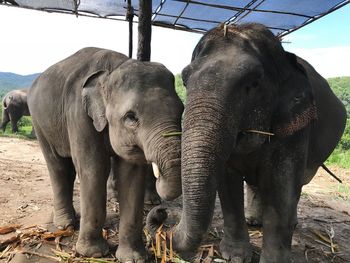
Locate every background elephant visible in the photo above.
<box><xmin>28</xmin><ymin>47</ymin><xmax>183</xmax><ymax>262</ymax></box>
<box><xmin>148</xmin><ymin>23</ymin><xmax>346</xmax><ymax>262</ymax></box>
<box><xmin>1</xmin><ymin>88</ymin><xmax>30</xmax><ymax>133</ymax></box>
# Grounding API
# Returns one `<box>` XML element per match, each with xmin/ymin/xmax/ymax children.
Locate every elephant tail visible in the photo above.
<box><xmin>321</xmin><ymin>164</ymin><xmax>342</xmax><ymax>183</ymax></box>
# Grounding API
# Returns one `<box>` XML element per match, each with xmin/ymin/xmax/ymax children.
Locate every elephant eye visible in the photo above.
<box><xmin>252</xmin><ymin>80</ymin><xmax>259</xmax><ymax>88</ymax></box>
<box><xmin>293</xmin><ymin>93</ymin><xmax>305</xmax><ymax>104</ymax></box>
<box><xmin>123</xmin><ymin>111</ymin><xmax>139</xmax><ymax>127</ymax></box>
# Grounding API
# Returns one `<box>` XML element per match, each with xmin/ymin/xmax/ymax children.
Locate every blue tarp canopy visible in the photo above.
<box><xmin>1</xmin><ymin>0</ymin><xmax>349</xmax><ymax>36</ymax></box>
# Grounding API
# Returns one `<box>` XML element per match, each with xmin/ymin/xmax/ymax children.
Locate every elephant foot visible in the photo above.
<box><xmin>53</xmin><ymin>209</ymin><xmax>76</xmax><ymax>229</ymax></box>
<box><xmin>115</xmin><ymin>244</ymin><xmax>147</xmax><ymax>263</ymax></box>
<box><xmin>220</xmin><ymin>238</ymin><xmax>252</xmax><ymax>263</ymax></box>
<box><xmin>259</xmin><ymin>249</ymin><xmax>290</xmax><ymax>263</ymax></box>
<box><xmin>76</xmin><ymin>237</ymin><xmax>109</xmax><ymax>257</ymax></box>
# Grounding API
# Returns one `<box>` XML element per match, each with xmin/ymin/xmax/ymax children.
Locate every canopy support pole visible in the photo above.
<box><xmin>137</xmin><ymin>0</ymin><xmax>152</xmax><ymax>61</ymax></box>
<box><xmin>126</xmin><ymin>0</ymin><xmax>134</xmax><ymax>58</ymax></box>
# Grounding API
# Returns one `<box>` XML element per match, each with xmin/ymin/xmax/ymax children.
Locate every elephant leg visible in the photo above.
<box><xmin>245</xmin><ymin>183</ymin><xmax>263</xmax><ymax>226</ymax></box>
<box><xmin>1</xmin><ymin>110</ymin><xmax>10</xmax><ymax>132</ymax></box>
<box><xmin>115</xmin><ymin>160</ymin><xmax>147</xmax><ymax>263</ymax></box>
<box><xmin>10</xmin><ymin>117</ymin><xmax>19</xmax><ymax>133</ymax></box>
<box><xmin>144</xmin><ymin>166</ymin><xmax>161</xmax><ymax>205</ymax></box>
<box><xmin>73</xmin><ymin>151</ymin><xmax>110</xmax><ymax>257</ymax></box>
<box><xmin>259</xmin><ymin>152</ymin><xmax>304</xmax><ymax>263</ymax></box>
<box><xmin>36</xmin><ymin>131</ymin><xmax>76</xmax><ymax>229</ymax></box>
<box><xmin>218</xmin><ymin>167</ymin><xmax>252</xmax><ymax>262</ymax></box>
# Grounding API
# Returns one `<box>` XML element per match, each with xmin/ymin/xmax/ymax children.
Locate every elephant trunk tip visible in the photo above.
<box><xmin>146</xmin><ymin>205</ymin><xmax>168</xmax><ymax>235</ymax></box>
<box><xmin>151</xmin><ymin>158</ymin><xmax>182</xmax><ymax>201</ymax></box>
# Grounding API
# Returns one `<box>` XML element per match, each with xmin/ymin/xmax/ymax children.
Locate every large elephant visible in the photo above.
<box><xmin>148</xmin><ymin>23</ymin><xmax>346</xmax><ymax>262</ymax></box>
<box><xmin>27</xmin><ymin>47</ymin><xmax>183</xmax><ymax>262</ymax></box>
<box><xmin>1</xmin><ymin>89</ymin><xmax>30</xmax><ymax>133</ymax></box>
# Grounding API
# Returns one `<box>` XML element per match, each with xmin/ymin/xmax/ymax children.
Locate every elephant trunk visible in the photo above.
<box><xmin>144</xmin><ymin>121</ymin><xmax>182</xmax><ymax>201</ymax></box>
<box><xmin>172</xmin><ymin>96</ymin><xmax>234</xmax><ymax>256</ymax></box>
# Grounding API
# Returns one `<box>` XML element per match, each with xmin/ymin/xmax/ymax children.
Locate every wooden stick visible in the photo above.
<box><xmin>245</xmin><ymin>130</ymin><xmax>275</xmax><ymax>136</ymax></box>
<box><xmin>162</xmin><ymin>131</ymin><xmax>182</xmax><ymax>137</ymax></box>
<box><xmin>20</xmin><ymin>250</ymin><xmax>60</xmax><ymax>262</ymax></box>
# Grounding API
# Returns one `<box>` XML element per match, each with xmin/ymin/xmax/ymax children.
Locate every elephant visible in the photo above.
<box><xmin>147</xmin><ymin>23</ymin><xmax>346</xmax><ymax>262</ymax></box>
<box><xmin>1</xmin><ymin>88</ymin><xmax>30</xmax><ymax>133</ymax></box>
<box><xmin>27</xmin><ymin>47</ymin><xmax>183</xmax><ymax>262</ymax></box>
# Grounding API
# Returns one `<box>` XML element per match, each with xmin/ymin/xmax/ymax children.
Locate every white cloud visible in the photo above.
<box><xmin>1</xmin><ymin>6</ymin><xmax>348</xmax><ymax>78</ymax></box>
<box><xmin>283</xmin><ymin>33</ymin><xmax>316</xmax><ymax>43</ymax></box>
<box><xmin>0</xmin><ymin>6</ymin><xmax>201</xmax><ymax>75</ymax></box>
<box><xmin>285</xmin><ymin>46</ymin><xmax>350</xmax><ymax>78</ymax></box>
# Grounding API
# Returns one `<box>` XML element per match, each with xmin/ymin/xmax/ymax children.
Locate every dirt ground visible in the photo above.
<box><xmin>0</xmin><ymin>137</ymin><xmax>349</xmax><ymax>262</ymax></box>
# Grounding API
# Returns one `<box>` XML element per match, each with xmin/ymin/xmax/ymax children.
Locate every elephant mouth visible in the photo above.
<box><xmin>119</xmin><ymin>144</ymin><xmax>147</xmax><ymax>164</ymax></box>
<box><xmin>234</xmin><ymin>129</ymin><xmax>273</xmax><ymax>154</ymax></box>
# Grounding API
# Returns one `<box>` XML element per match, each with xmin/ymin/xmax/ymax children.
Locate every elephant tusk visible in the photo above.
<box><xmin>152</xmin><ymin>162</ymin><xmax>161</xmax><ymax>179</ymax></box>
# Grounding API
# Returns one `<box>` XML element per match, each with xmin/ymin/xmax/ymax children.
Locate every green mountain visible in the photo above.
<box><xmin>0</xmin><ymin>72</ymin><xmax>40</xmax><ymax>98</ymax></box>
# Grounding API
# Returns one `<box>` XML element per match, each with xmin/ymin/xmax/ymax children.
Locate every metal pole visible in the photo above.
<box><xmin>126</xmin><ymin>0</ymin><xmax>134</xmax><ymax>58</ymax></box>
<box><xmin>137</xmin><ymin>0</ymin><xmax>152</xmax><ymax>61</ymax></box>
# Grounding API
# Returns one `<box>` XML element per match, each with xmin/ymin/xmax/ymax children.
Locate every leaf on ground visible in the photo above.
<box><xmin>0</xmin><ymin>224</ymin><xmax>21</xmax><ymax>235</ymax></box>
<box><xmin>41</xmin><ymin>227</ymin><xmax>74</xmax><ymax>240</ymax></box>
<box><xmin>0</xmin><ymin>235</ymin><xmax>19</xmax><ymax>248</ymax></box>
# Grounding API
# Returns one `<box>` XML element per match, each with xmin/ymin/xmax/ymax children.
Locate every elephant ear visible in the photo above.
<box><xmin>82</xmin><ymin>70</ymin><xmax>109</xmax><ymax>132</ymax></box>
<box><xmin>272</xmin><ymin>53</ymin><xmax>317</xmax><ymax>137</ymax></box>
<box><xmin>181</xmin><ymin>64</ymin><xmax>193</xmax><ymax>87</ymax></box>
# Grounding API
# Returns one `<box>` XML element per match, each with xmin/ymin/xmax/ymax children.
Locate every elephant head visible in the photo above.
<box><xmin>82</xmin><ymin>60</ymin><xmax>184</xmax><ymax>201</ymax></box>
<box><xmin>166</xmin><ymin>23</ymin><xmax>317</xmax><ymax>256</ymax></box>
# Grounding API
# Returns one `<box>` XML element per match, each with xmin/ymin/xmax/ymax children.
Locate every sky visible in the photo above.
<box><xmin>0</xmin><ymin>3</ymin><xmax>349</xmax><ymax>78</ymax></box>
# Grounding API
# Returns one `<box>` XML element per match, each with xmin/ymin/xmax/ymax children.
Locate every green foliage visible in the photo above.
<box><xmin>0</xmin><ymin>124</ymin><xmax>34</xmax><ymax>140</ymax></box>
<box><xmin>330</xmin><ymin>119</ymin><xmax>350</xmax><ymax>152</ymax></box>
<box><xmin>17</xmin><ymin>116</ymin><xmax>33</xmax><ymax>128</ymax></box>
<box><xmin>326</xmin><ymin>77</ymin><xmax>350</xmax><ymax>168</ymax></box>
<box><xmin>328</xmin><ymin>76</ymin><xmax>350</xmax><ymax>117</ymax></box>
<box><xmin>326</xmin><ymin>148</ymin><xmax>350</xmax><ymax>169</ymax></box>
<box><xmin>175</xmin><ymin>74</ymin><xmax>186</xmax><ymax>103</ymax></box>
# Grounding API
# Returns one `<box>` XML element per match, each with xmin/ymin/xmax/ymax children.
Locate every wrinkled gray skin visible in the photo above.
<box><xmin>28</xmin><ymin>47</ymin><xmax>183</xmax><ymax>262</ymax></box>
<box><xmin>148</xmin><ymin>24</ymin><xmax>346</xmax><ymax>262</ymax></box>
<box><xmin>1</xmin><ymin>89</ymin><xmax>30</xmax><ymax>133</ymax></box>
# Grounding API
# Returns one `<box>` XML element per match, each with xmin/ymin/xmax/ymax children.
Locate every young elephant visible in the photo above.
<box><xmin>1</xmin><ymin>89</ymin><xmax>30</xmax><ymax>133</ymax></box>
<box><xmin>27</xmin><ymin>47</ymin><xmax>183</xmax><ymax>261</ymax></box>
